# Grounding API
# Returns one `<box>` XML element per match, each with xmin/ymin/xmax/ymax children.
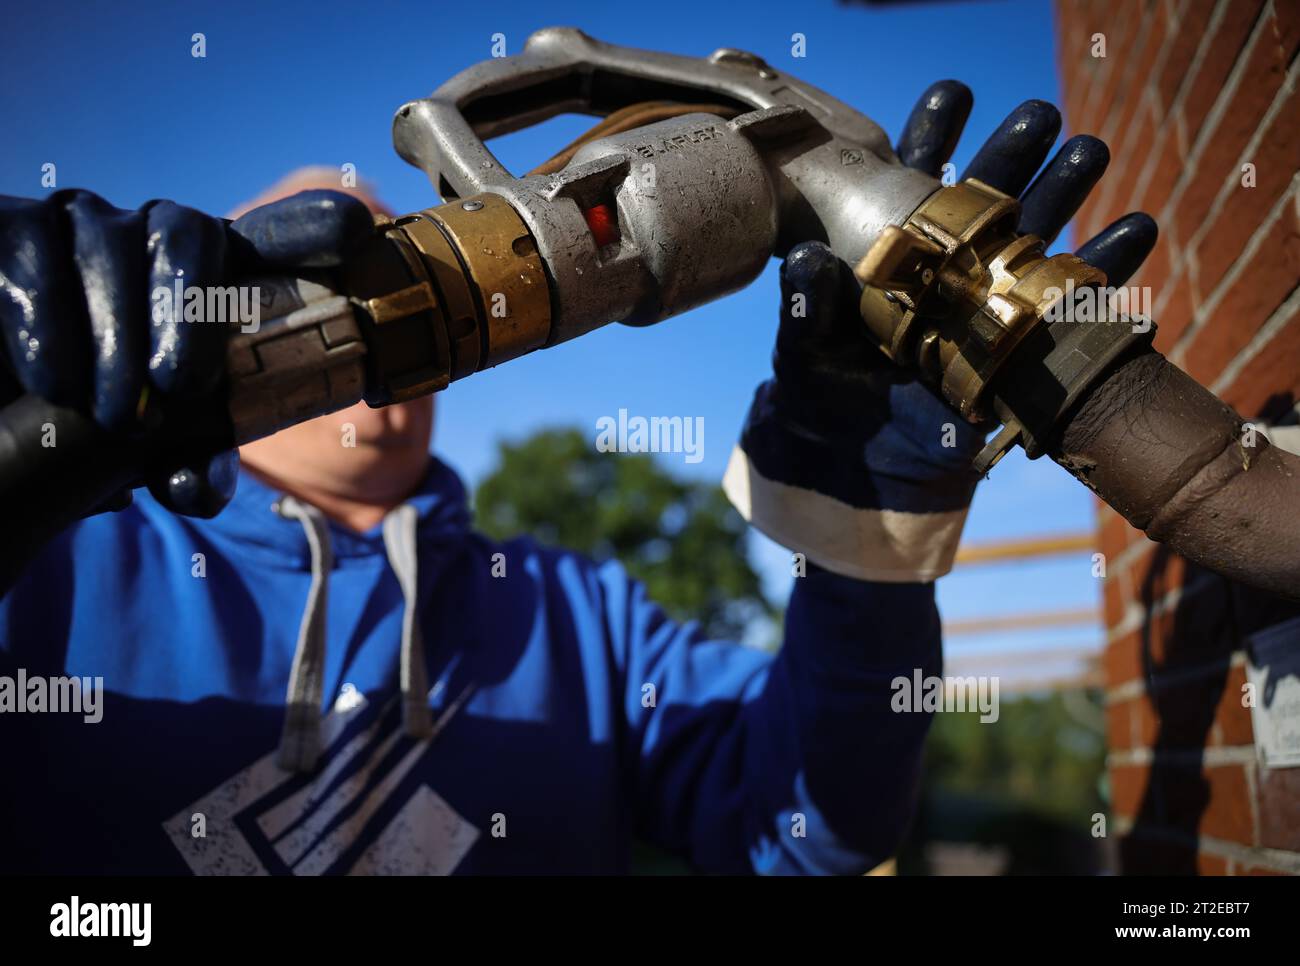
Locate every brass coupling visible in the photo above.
<box><xmin>855</xmin><ymin>178</ymin><xmax>1106</xmax><ymax>425</ymax></box>
<box><xmin>343</xmin><ymin>193</ymin><xmax>552</xmax><ymax>405</ymax></box>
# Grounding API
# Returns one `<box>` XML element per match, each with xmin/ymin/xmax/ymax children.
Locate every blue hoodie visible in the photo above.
<box><xmin>0</xmin><ymin>456</ymin><xmax>939</xmax><ymax>874</ymax></box>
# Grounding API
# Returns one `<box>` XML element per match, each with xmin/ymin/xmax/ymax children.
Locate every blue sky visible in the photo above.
<box><xmin>1</xmin><ymin>0</ymin><xmax>1103</xmax><ymax>670</ymax></box>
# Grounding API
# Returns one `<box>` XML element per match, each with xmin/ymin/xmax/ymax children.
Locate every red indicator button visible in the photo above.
<box><xmin>583</xmin><ymin>203</ymin><xmax>619</xmax><ymax>247</ymax></box>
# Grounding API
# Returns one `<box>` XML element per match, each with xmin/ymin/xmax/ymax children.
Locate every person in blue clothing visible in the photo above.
<box><xmin>0</xmin><ymin>84</ymin><xmax>1153</xmax><ymax>874</ymax></box>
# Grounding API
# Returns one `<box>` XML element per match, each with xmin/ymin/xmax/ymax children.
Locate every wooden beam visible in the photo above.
<box><xmin>943</xmin><ymin>607</ymin><xmax>1099</xmax><ymax>636</ymax></box>
<box><xmin>955</xmin><ymin>532</ymin><xmax>1094</xmax><ymax>566</ymax></box>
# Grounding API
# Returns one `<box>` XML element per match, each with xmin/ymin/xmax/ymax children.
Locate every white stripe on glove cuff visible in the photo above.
<box><xmin>723</xmin><ymin>445</ymin><xmax>970</xmax><ymax>584</ymax></box>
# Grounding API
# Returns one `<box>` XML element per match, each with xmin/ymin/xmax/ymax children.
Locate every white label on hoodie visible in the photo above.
<box><xmin>162</xmin><ymin>692</ymin><xmax>478</xmax><ymax>875</ymax></box>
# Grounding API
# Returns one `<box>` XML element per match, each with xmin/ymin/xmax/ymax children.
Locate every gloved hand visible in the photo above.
<box><xmin>724</xmin><ymin>82</ymin><xmax>1158</xmax><ymax>582</ymax></box>
<box><xmin>0</xmin><ymin>189</ymin><xmax>373</xmax><ymax>516</ymax></box>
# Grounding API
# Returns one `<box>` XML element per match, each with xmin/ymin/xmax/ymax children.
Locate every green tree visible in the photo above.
<box><xmin>901</xmin><ymin>689</ymin><xmax>1111</xmax><ymax>873</ymax></box>
<box><xmin>922</xmin><ymin>690</ymin><xmax>1107</xmax><ymax>826</ymax></box>
<box><xmin>473</xmin><ymin>427</ymin><xmax>771</xmax><ymax>640</ymax></box>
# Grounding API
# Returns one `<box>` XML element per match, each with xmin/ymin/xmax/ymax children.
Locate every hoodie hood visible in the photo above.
<box><xmin>198</xmin><ymin>454</ymin><xmax>472</xmax><ymax>570</ymax></box>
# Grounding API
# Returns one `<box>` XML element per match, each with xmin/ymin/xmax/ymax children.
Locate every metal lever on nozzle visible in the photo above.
<box><xmin>393</xmin><ymin>26</ymin><xmax>939</xmax><ymax>339</ymax></box>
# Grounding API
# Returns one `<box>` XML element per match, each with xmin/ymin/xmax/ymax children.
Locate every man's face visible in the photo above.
<box><xmin>239</xmin><ymin>395</ymin><xmax>435</xmax><ymax>490</ymax></box>
<box><xmin>324</xmin><ymin>396</ymin><xmax>435</xmax><ymax>452</ymax></box>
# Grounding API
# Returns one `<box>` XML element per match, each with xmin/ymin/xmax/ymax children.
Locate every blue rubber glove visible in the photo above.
<box><xmin>0</xmin><ymin>189</ymin><xmax>373</xmax><ymax>516</ymax></box>
<box><xmin>725</xmin><ymin>83</ymin><xmax>1157</xmax><ymax>582</ymax></box>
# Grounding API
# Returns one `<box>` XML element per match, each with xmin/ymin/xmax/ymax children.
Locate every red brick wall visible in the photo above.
<box><xmin>1056</xmin><ymin>0</ymin><xmax>1300</xmax><ymax>875</ymax></box>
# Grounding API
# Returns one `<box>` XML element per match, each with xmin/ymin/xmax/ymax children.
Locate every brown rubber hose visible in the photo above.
<box><xmin>1050</xmin><ymin>348</ymin><xmax>1300</xmax><ymax>601</ymax></box>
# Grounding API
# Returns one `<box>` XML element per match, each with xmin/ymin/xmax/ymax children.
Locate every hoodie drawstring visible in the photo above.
<box><xmin>275</xmin><ymin>495</ymin><xmax>332</xmax><ymax>772</ymax></box>
<box><xmin>382</xmin><ymin>504</ymin><xmax>433</xmax><ymax>740</ymax></box>
<box><xmin>274</xmin><ymin>497</ymin><xmax>431</xmax><ymax>773</ymax></box>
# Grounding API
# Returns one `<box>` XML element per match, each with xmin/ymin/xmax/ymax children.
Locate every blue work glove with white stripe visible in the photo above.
<box><xmin>724</xmin><ymin>82</ymin><xmax>1157</xmax><ymax>582</ymax></box>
